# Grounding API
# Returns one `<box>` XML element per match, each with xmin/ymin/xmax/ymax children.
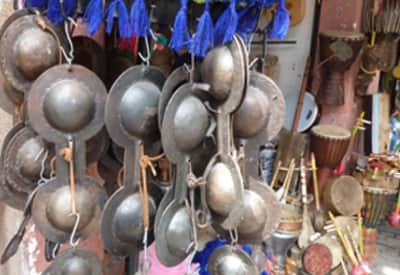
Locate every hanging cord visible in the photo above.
<box><xmin>60</xmin><ymin>19</ymin><xmax>75</xmax><ymax>66</ymax></box>
<box><xmin>138</xmin><ymin>144</ymin><xmax>164</xmax><ymax>273</ymax></box>
<box><xmin>59</xmin><ymin>136</ymin><xmax>80</xmax><ymax>247</ymax></box>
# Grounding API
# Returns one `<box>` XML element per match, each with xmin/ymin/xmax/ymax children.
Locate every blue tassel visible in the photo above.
<box><xmin>47</xmin><ymin>0</ymin><xmax>77</xmax><ymax>24</ymax></box>
<box><xmin>256</xmin><ymin>0</ymin><xmax>278</xmax><ymax>8</ymax></box>
<box><xmin>64</xmin><ymin>0</ymin><xmax>78</xmax><ymax>17</ymax></box>
<box><xmin>268</xmin><ymin>0</ymin><xmax>290</xmax><ymax>39</ymax></box>
<box><xmin>214</xmin><ymin>0</ymin><xmax>238</xmax><ymax>45</ymax></box>
<box><xmin>28</xmin><ymin>0</ymin><xmax>47</xmax><ymax>9</ymax></box>
<box><xmin>236</xmin><ymin>4</ymin><xmax>261</xmax><ymax>43</ymax></box>
<box><xmin>169</xmin><ymin>0</ymin><xmax>191</xmax><ymax>51</ymax></box>
<box><xmin>130</xmin><ymin>0</ymin><xmax>150</xmax><ymax>37</ymax></box>
<box><xmin>190</xmin><ymin>0</ymin><xmax>214</xmax><ymax>57</ymax></box>
<box><xmin>106</xmin><ymin>0</ymin><xmax>132</xmax><ymax>38</ymax></box>
<box><xmin>83</xmin><ymin>0</ymin><xmax>103</xmax><ymax>35</ymax></box>
<box><xmin>47</xmin><ymin>0</ymin><xmax>64</xmax><ymax>24</ymax></box>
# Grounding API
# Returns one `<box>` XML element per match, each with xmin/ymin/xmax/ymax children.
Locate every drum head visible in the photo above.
<box><xmin>284</xmin><ymin>91</ymin><xmax>318</xmax><ymax>132</ymax></box>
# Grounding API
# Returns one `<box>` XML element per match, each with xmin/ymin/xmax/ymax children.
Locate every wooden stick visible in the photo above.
<box><xmin>357</xmin><ymin>212</ymin><xmax>364</xmax><ymax>256</ymax></box>
<box><xmin>328</xmin><ymin>212</ymin><xmax>357</xmax><ymax>265</ymax></box>
<box><xmin>311</xmin><ymin>153</ymin><xmax>320</xmax><ymax>210</ymax></box>
<box><xmin>346</xmin><ymin>226</ymin><xmax>362</xmax><ymax>264</ymax></box>
<box><xmin>270</xmin><ymin>160</ymin><xmax>281</xmax><ymax>189</ymax></box>
<box><xmin>341</xmin><ymin>258</ymin><xmax>350</xmax><ymax>275</ymax></box>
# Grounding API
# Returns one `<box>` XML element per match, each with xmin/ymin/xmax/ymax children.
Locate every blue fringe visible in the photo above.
<box><xmin>169</xmin><ymin>0</ymin><xmax>191</xmax><ymax>51</ymax></box>
<box><xmin>106</xmin><ymin>0</ymin><xmax>132</xmax><ymax>38</ymax></box>
<box><xmin>190</xmin><ymin>0</ymin><xmax>214</xmax><ymax>57</ymax></box>
<box><xmin>214</xmin><ymin>0</ymin><xmax>238</xmax><ymax>45</ymax></box>
<box><xmin>28</xmin><ymin>0</ymin><xmax>47</xmax><ymax>9</ymax></box>
<box><xmin>83</xmin><ymin>0</ymin><xmax>103</xmax><ymax>35</ymax></box>
<box><xmin>268</xmin><ymin>0</ymin><xmax>290</xmax><ymax>39</ymax></box>
<box><xmin>130</xmin><ymin>0</ymin><xmax>150</xmax><ymax>37</ymax></box>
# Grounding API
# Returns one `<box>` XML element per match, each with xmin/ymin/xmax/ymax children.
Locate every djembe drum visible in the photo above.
<box><xmin>318</xmin><ymin>30</ymin><xmax>365</xmax><ymax>105</ymax></box>
<box><xmin>310</xmin><ymin>124</ymin><xmax>351</xmax><ymax>168</ymax></box>
<box><xmin>363</xmin><ymin>186</ymin><xmax>397</xmax><ymax>228</ymax></box>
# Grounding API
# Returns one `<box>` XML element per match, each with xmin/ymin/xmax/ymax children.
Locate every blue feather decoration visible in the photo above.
<box><xmin>130</xmin><ymin>0</ymin><xmax>150</xmax><ymax>37</ymax></box>
<box><xmin>28</xmin><ymin>0</ymin><xmax>48</xmax><ymax>9</ymax></box>
<box><xmin>83</xmin><ymin>0</ymin><xmax>103</xmax><ymax>35</ymax></box>
<box><xmin>106</xmin><ymin>0</ymin><xmax>132</xmax><ymax>38</ymax></box>
<box><xmin>169</xmin><ymin>0</ymin><xmax>191</xmax><ymax>51</ymax></box>
<box><xmin>268</xmin><ymin>0</ymin><xmax>290</xmax><ymax>39</ymax></box>
<box><xmin>214</xmin><ymin>0</ymin><xmax>238</xmax><ymax>45</ymax></box>
<box><xmin>190</xmin><ymin>0</ymin><xmax>214</xmax><ymax>57</ymax></box>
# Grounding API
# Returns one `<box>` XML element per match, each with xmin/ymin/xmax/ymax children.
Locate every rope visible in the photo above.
<box><xmin>139</xmin><ymin>144</ymin><xmax>164</xmax><ymax>229</ymax></box>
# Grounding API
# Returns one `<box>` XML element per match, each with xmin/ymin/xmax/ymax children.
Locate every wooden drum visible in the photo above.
<box><xmin>310</xmin><ymin>125</ymin><xmax>351</xmax><ymax>168</ymax></box>
<box><xmin>318</xmin><ymin>30</ymin><xmax>365</xmax><ymax>105</ymax></box>
<box><xmin>323</xmin><ymin>176</ymin><xmax>364</xmax><ymax>216</ymax></box>
<box><xmin>363</xmin><ymin>186</ymin><xmax>397</xmax><ymax>228</ymax></box>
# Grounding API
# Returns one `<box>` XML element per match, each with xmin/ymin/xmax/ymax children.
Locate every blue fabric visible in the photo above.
<box><xmin>214</xmin><ymin>0</ymin><xmax>238</xmax><ymax>45</ymax></box>
<box><xmin>106</xmin><ymin>0</ymin><xmax>132</xmax><ymax>38</ymax></box>
<box><xmin>130</xmin><ymin>0</ymin><xmax>150</xmax><ymax>37</ymax></box>
<box><xmin>268</xmin><ymin>0</ymin><xmax>289</xmax><ymax>39</ymax></box>
<box><xmin>27</xmin><ymin>0</ymin><xmax>47</xmax><ymax>9</ymax></box>
<box><xmin>47</xmin><ymin>0</ymin><xmax>64</xmax><ymax>24</ymax></box>
<box><xmin>47</xmin><ymin>0</ymin><xmax>77</xmax><ymax>24</ymax></box>
<box><xmin>169</xmin><ymin>0</ymin><xmax>191</xmax><ymax>51</ymax></box>
<box><xmin>193</xmin><ymin>239</ymin><xmax>270</xmax><ymax>275</ymax></box>
<box><xmin>236</xmin><ymin>4</ymin><xmax>260</xmax><ymax>43</ymax></box>
<box><xmin>193</xmin><ymin>238</ymin><xmax>228</xmax><ymax>275</ymax></box>
<box><xmin>189</xmin><ymin>0</ymin><xmax>214</xmax><ymax>57</ymax></box>
<box><xmin>83</xmin><ymin>0</ymin><xmax>103</xmax><ymax>35</ymax></box>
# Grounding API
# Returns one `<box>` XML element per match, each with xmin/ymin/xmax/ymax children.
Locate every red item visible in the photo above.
<box><xmin>333</xmin><ymin>161</ymin><xmax>345</xmax><ymax>176</ymax></box>
<box><xmin>351</xmin><ymin>264</ymin><xmax>367</xmax><ymax>275</ymax></box>
<box><xmin>303</xmin><ymin>243</ymin><xmax>332</xmax><ymax>275</ymax></box>
<box><xmin>118</xmin><ymin>37</ymin><xmax>139</xmax><ymax>56</ymax></box>
<box><xmin>388</xmin><ymin>210</ymin><xmax>400</xmax><ymax>228</ymax></box>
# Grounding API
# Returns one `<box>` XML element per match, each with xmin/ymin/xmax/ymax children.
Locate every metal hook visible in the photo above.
<box><xmin>138</xmin><ymin>36</ymin><xmax>151</xmax><ymax>67</ymax></box>
<box><xmin>229</xmin><ymin>228</ymin><xmax>238</xmax><ymax>245</ymax></box>
<box><xmin>51</xmin><ymin>242</ymin><xmax>60</xmax><ymax>259</ymax></box>
<box><xmin>69</xmin><ymin>212</ymin><xmax>80</xmax><ymax>247</ymax></box>
<box><xmin>38</xmin><ymin>150</ymin><xmax>50</xmax><ymax>185</ymax></box>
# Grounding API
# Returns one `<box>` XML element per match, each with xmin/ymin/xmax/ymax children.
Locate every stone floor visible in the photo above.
<box><xmin>373</xmin><ymin>225</ymin><xmax>400</xmax><ymax>275</ymax></box>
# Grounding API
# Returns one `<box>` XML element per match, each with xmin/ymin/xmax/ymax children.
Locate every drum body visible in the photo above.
<box><xmin>310</xmin><ymin>124</ymin><xmax>351</xmax><ymax>168</ymax></box>
<box><xmin>318</xmin><ymin>31</ymin><xmax>365</xmax><ymax>105</ymax></box>
<box><xmin>363</xmin><ymin>186</ymin><xmax>397</xmax><ymax>228</ymax></box>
